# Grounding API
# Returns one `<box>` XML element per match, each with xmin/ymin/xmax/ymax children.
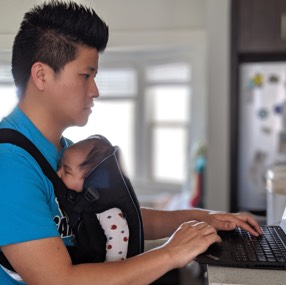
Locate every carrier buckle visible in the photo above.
<box><xmin>84</xmin><ymin>187</ymin><xmax>100</xmax><ymax>203</ymax></box>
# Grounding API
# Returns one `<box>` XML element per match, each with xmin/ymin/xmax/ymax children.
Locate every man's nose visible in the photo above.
<box><xmin>89</xmin><ymin>79</ymin><xmax>99</xmax><ymax>98</ymax></box>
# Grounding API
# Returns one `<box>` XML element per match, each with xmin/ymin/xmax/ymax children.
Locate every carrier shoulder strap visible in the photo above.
<box><xmin>0</xmin><ymin>128</ymin><xmax>80</xmax><ymax>271</ymax></box>
<box><xmin>0</xmin><ymin>128</ymin><xmax>73</xmax><ymax>212</ymax></box>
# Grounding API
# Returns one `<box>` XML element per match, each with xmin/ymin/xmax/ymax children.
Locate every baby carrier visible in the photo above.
<box><xmin>0</xmin><ymin>129</ymin><xmax>144</xmax><ymax>270</ymax></box>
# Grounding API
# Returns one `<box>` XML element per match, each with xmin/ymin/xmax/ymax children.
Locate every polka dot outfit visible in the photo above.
<box><xmin>96</xmin><ymin>207</ymin><xmax>129</xmax><ymax>262</ymax></box>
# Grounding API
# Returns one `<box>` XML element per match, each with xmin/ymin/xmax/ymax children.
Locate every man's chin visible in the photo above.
<box><xmin>76</xmin><ymin>120</ymin><xmax>88</xmax><ymax>127</ymax></box>
<box><xmin>76</xmin><ymin>115</ymin><xmax>91</xmax><ymax>127</ymax></box>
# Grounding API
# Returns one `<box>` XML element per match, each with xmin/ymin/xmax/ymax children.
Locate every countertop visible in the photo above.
<box><xmin>207</xmin><ymin>265</ymin><xmax>286</xmax><ymax>285</ymax></box>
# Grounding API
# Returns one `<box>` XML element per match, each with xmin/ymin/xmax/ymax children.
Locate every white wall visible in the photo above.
<box><xmin>0</xmin><ymin>0</ymin><xmax>206</xmax><ymax>49</ymax></box>
<box><xmin>205</xmin><ymin>0</ymin><xmax>230</xmax><ymax>211</ymax></box>
<box><xmin>0</xmin><ymin>0</ymin><xmax>231</xmax><ymax>211</ymax></box>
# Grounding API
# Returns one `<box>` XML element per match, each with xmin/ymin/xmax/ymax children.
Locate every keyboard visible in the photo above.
<box><xmin>224</xmin><ymin>226</ymin><xmax>286</xmax><ymax>263</ymax></box>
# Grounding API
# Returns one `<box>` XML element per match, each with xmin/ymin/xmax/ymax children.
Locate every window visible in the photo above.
<box><xmin>0</xmin><ymin>60</ymin><xmax>18</xmax><ymax>121</ymax></box>
<box><xmin>0</xmin><ymin>86</ymin><xmax>18</xmax><ymax>121</ymax></box>
<box><xmin>145</xmin><ymin>63</ymin><xmax>191</xmax><ymax>184</ymax></box>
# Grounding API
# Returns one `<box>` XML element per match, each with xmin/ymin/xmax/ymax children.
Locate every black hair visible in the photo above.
<box><xmin>12</xmin><ymin>0</ymin><xmax>109</xmax><ymax>98</ymax></box>
<box><xmin>79</xmin><ymin>135</ymin><xmax>114</xmax><ymax>179</ymax></box>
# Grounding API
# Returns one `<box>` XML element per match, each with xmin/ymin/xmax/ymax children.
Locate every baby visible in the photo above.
<box><xmin>57</xmin><ymin>135</ymin><xmax>129</xmax><ymax>262</ymax></box>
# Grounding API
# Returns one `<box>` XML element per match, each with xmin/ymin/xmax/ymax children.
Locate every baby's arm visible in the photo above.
<box><xmin>96</xmin><ymin>208</ymin><xmax>129</xmax><ymax>262</ymax></box>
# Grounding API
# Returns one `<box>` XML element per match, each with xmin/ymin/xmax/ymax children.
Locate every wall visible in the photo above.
<box><xmin>205</xmin><ymin>0</ymin><xmax>230</xmax><ymax>211</ymax></box>
<box><xmin>0</xmin><ymin>0</ymin><xmax>206</xmax><ymax>48</ymax></box>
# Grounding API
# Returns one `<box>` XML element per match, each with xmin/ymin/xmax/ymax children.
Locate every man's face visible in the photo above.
<box><xmin>44</xmin><ymin>45</ymin><xmax>99</xmax><ymax>129</ymax></box>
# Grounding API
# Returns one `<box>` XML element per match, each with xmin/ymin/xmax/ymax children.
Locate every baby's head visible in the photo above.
<box><xmin>57</xmin><ymin>135</ymin><xmax>114</xmax><ymax>192</ymax></box>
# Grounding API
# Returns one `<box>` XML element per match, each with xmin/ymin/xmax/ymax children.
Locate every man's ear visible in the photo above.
<box><xmin>30</xmin><ymin>62</ymin><xmax>47</xmax><ymax>91</ymax></box>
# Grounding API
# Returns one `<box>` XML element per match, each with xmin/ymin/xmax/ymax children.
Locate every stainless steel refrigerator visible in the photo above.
<box><xmin>238</xmin><ymin>62</ymin><xmax>286</xmax><ymax>213</ymax></box>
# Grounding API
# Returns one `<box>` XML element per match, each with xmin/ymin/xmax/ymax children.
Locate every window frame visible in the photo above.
<box><xmin>143</xmin><ymin>62</ymin><xmax>192</xmax><ymax>190</ymax></box>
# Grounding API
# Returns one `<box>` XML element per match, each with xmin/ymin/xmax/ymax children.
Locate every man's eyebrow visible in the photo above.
<box><xmin>86</xmin><ymin>66</ymin><xmax>97</xmax><ymax>72</ymax></box>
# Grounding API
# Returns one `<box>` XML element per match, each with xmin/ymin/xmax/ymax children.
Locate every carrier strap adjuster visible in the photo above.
<box><xmin>73</xmin><ymin>187</ymin><xmax>100</xmax><ymax>214</ymax></box>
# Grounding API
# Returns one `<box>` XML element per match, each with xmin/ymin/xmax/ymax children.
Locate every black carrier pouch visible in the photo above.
<box><xmin>0</xmin><ymin>128</ymin><xmax>144</xmax><ymax>271</ymax></box>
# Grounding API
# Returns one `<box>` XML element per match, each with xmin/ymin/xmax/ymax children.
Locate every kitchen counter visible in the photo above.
<box><xmin>207</xmin><ymin>265</ymin><xmax>286</xmax><ymax>285</ymax></box>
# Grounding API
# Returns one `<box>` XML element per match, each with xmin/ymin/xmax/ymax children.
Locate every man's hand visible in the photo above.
<box><xmin>162</xmin><ymin>221</ymin><xmax>221</xmax><ymax>268</ymax></box>
<box><xmin>201</xmin><ymin>211</ymin><xmax>263</xmax><ymax>236</ymax></box>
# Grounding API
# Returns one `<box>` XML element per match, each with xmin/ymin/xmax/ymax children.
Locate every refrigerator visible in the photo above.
<box><xmin>238</xmin><ymin>62</ymin><xmax>286</xmax><ymax>213</ymax></box>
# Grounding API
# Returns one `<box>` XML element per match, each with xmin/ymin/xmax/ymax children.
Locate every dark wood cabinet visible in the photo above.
<box><xmin>236</xmin><ymin>0</ymin><xmax>286</xmax><ymax>53</ymax></box>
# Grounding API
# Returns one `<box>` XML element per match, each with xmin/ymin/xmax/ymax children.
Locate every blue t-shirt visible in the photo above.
<box><xmin>0</xmin><ymin>107</ymin><xmax>74</xmax><ymax>284</ymax></box>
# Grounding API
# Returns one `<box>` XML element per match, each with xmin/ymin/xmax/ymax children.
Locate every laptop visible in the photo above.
<box><xmin>196</xmin><ymin>207</ymin><xmax>286</xmax><ymax>270</ymax></box>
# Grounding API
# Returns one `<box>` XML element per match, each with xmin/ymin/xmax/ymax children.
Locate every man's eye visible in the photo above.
<box><xmin>80</xmin><ymin>74</ymin><xmax>90</xmax><ymax>79</ymax></box>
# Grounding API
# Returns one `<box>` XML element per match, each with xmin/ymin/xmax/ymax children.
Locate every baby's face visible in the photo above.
<box><xmin>57</xmin><ymin>147</ymin><xmax>85</xmax><ymax>192</ymax></box>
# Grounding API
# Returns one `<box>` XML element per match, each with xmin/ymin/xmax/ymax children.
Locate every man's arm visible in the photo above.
<box><xmin>141</xmin><ymin>207</ymin><xmax>262</xmax><ymax>240</ymax></box>
<box><xmin>2</xmin><ymin>221</ymin><xmax>220</xmax><ymax>285</ymax></box>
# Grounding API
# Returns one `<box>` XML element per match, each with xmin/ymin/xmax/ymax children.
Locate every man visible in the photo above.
<box><xmin>0</xmin><ymin>1</ymin><xmax>262</xmax><ymax>284</ymax></box>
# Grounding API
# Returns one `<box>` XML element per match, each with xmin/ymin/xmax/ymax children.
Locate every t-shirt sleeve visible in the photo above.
<box><xmin>0</xmin><ymin>145</ymin><xmax>60</xmax><ymax>246</ymax></box>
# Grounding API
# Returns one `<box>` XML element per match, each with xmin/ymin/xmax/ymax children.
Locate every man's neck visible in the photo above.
<box><xmin>18</xmin><ymin>101</ymin><xmax>64</xmax><ymax>151</ymax></box>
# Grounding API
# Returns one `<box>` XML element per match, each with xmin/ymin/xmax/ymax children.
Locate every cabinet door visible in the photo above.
<box><xmin>238</xmin><ymin>0</ymin><xmax>286</xmax><ymax>52</ymax></box>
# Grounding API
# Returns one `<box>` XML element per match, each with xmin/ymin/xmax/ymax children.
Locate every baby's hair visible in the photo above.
<box><xmin>79</xmin><ymin>135</ymin><xmax>114</xmax><ymax>178</ymax></box>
